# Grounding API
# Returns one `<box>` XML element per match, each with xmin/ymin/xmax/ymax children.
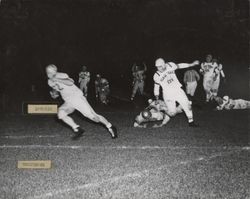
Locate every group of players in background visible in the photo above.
<box><xmin>45</xmin><ymin>54</ymin><xmax>250</xmax><ymax>140</ymax></box>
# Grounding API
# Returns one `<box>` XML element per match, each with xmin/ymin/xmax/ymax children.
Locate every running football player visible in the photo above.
<box><xmin>46</xmin><ymin>64</ymin><xmax>117</xmax><ymax>140</ymax></box>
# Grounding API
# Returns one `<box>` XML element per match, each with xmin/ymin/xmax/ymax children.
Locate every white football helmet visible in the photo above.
<box><xmin>155</xmin><ymin>58</ymin><xmax>165</xmax><ymax>67</ymax></box>
<box><xmin>223</xmin><ymin>96</ymin><xmax>229</xmax><ymax>102</ymax></box>
<box><xmin>46</xmin><ymin>64</ymin><xmax>57</xmax><ymax>78</ymax></box>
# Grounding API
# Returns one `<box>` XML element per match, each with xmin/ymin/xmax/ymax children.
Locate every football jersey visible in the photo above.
<box><xmin>153</xmin><ymin>62</ymin><xmax>182</xmax><ymax>95</ymax></box>
<box><xmin>200</xmin><ymin>62</ymin><xmax>218</xmax><ymax>77</ymax></box>
<box><xmin>133</xmin><ymin>70</ymin><xmax>145</xmax><ymax>82</ymax></box>
<box><xmin>48</xmin><ymin>72</ymin><xmax>83</xmax><ymax>101</ymax></box>
<box><xmin>79</xmin><ymin>71</ymin><xmax>90</xmax><ymax>81</ymax></box>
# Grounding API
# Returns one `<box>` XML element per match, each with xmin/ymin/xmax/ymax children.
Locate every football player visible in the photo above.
<box><xmin>46</xmin><ymin>64</ymin><xmax>117</xmax><ymax>140</ymax></box>
<box><xmin>95</xmin><ymin>74</ymin><xmax>110</xmax><ymax>105</ymax></box>
<box><xmin>133</xmin><ymin>99</ymin><xmax>183</xmax><ymax>128</ymax></box>
<box><xmin>211</xmin><ymin>59</ymin><xmax>226</xmax><ymax>98</ymax></box>
<box><xmin>153</xmin><ymin>58</ymin><xmax>199</xmax><ymax>127</ymax></box>
<box><xmin>214</xmin><ymin>96</ymin><xmax>250</xmax><ymax>110</ymax></box>
<box><xmin>131</xmin><ymin>63</ymin><xmax>147</xmax><ymax>100</ymax></box>
<box><xmin>78</xmin><ymin>66</ymin><xmax>90</xmax><ymax>97</ymax></box>
<box><xmin>200</xmin><ymin>54</ymin><xmax>225</xmax><ymax>102</ymax></box>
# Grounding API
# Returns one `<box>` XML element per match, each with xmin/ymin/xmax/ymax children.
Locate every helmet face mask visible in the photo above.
<box><xmin>46</xmin><ymin>64</ymin><xmax>57</xmax><ymax>79</ymax></box>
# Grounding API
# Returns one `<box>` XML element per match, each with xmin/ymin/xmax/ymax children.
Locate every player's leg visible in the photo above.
<box><xmin>85</xmin><ymin>82</ymin><xmax>89</xmax><ymax>97</ymax></box>
<box><xmin>73</xmin><ymin>96</ymin><xmax>117</xmax><ymax>138</ymax></box>
<box><xmin>82</xmin><ymin>81</ymin><xmax>88</xmax><ymax>97</ymax></box>
<box><xmin>175</xmin><ymin>104</ymin><xmax>183</xmax><ymax>114</ymax></box>
<box><xmin>235</xmin><ymin>99</ymin><xmax>250</xmax><ymax>109</ymax></box>
<box><xmin>79</xmin><ymin>81</ymin><xmax>84</xmax><ymax>92</ymax></box>
<box><xmin>203</xmin><ymin>78</ymin><xmax>212</xmax><ymax>102</ymax></box>
<box><xmin>138</xmin><ymin>81</ymin><xmax>144</xmax><ymax>96</ymax></box>
<box><xmin>185</xmin><ymin>82</ymin><xmax>192</xmax><ymax>101</ymax></box>
<box><xmin>186</xmin><ymin>82</ymin><xmax>191</xmax><ymax>95</ymax></box>
<box><xmin>160</xmin><ymin>114</ymin><xmax>171</xmax><ymax>126</ymax></box>
<box><xmin>131</xmin><ymin>81</ymin><xmax>138</xmax><ymax>100</ymax></box>
<box><xmin>176</xmin><ymin>89</ymin><xmax>198</xmax><ymax>127</ymax></box>
<box><xmin>190</xmin><ymin>81</ymin><xmax>197</xmax><ymax>97</ymax></box>
<box><xmin>99</xmin><ymin>92</ymin><xmax>105</xmax><ymax>104</ymax></box>
<box><xmin>190</xmin><ymin>81</ymin><xmax>198</xmax><ymax>104</ymax></box>
<box><xmin>211</xmin><ymin>78</ymin><xmax>220</xmax><ymax>99</ymax></box>
<box><xmin>57</xmin><ymin>103</ymin><xmax>84</xmax><ymax>139</ymax></box>
<box><xmin>134</xmin><ymin>114</ymin><xmax>147</xmax><ymax>128</ymax></box>
<box><xmin>163</xmin><ymin>98</ymin><xmax>177</xmax><ymax>117</ymax></box>
<box><xmin>245</xmin><ymin>100</ymin><xmax>250</xmax><ymax>109</ymax></box>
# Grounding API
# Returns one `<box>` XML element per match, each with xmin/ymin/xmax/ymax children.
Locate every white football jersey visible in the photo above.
<box><xmin>48</xmin><ymin>72</ymin><xmax>83</xmax><ymax>101</ymax></box>
<box><xmin>153</xmin><ymin>62</ymin><xmax>182</xmax><ymax>96</ymax></box>
<box><xmin>200</xmin><ymin>62</ymin><xmax>218</xmax><ymax>77</ymax></box>
<box><xmin>79</xmin><ymin>71</ymin><xmax>90</xmax><ymax>80</ymax></box>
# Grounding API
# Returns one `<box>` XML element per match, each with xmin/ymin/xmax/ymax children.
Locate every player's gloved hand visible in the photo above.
<box><xmin>223</xmin><ymin>78</ymin><xmax>226</xmax><ymax>84</ymax></box>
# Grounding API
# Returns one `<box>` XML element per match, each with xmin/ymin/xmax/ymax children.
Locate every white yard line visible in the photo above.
<box><xmin>30</xmin><ymin>172</ymin><xmax>142</xmax><ymax>199</ymax></box>
<box><xmin>0</xmin><ymin>145</ymin><xmax>249</xmax><ymax>150</ymax></box>
<box><xmin>0</xmin><ymin>135</ymin><xmax>63</xmax><ymax>139</ymax></box>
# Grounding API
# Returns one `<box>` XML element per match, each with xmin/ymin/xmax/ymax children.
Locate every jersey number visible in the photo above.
<box><xmin>167</xmin><ymin>78</ymin><xmax>173</xmax><ymax>84</ymax></box>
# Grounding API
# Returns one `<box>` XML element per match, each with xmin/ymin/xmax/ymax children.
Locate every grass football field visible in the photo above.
<box><xmin>0</xmin><ymin>105</ymin><xmax>249</xmax><ymax>199</ymax></box>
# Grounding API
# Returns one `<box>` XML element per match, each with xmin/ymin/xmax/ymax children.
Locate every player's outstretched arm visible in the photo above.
<box><xmin>177</xmin><ymin>60</ymin><xmax>200</xmax><ymax>69</ymax></box>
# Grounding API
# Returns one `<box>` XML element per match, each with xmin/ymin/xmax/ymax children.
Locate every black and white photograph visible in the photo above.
<box><xmin>0</xmin><ymin>0</ymin><xmax>249</xmax><ymax>198</ymax></box>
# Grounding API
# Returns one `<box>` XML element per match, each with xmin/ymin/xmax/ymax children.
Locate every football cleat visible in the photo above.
<box><xmin>108</xmin><ymin>125</ymin><xmax>118</xmax><ymax>139</ymax></box>
<box><xmin>71</xmin><ymin>127</ymin><xmax>85</xmax><ymax>140</ymax></box>
<box><xmin>189</xmin><ymin>122</ymin><xmax>199</xmax><ymax>127</ymax></box>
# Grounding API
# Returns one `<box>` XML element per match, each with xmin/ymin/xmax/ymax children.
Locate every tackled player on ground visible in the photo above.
<box><xmin>133</xmin><ymin>99</ymin><xmax>183</xmax><ymax>128</ymax></box>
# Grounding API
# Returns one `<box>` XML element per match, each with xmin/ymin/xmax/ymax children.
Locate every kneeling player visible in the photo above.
<box><xmin>133</xmin><ymin>99</ymin><xmax>183</xmax><ymax>128</ymax></box>
<box><xmin>214</xmin><ymin>96</ymin><xmax>250</xmax><ymax>110</ymax></box>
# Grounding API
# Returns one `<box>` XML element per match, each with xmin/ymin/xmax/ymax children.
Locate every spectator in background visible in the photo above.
<box><xmin>78</xmin><ymin>66</ymin><xmax>90</xmax><ymax>97</ymax></box>
<box><xmin>183</xmin><ymin>69</ymin><xmax>200</xmax><ymax>102</ymax></box>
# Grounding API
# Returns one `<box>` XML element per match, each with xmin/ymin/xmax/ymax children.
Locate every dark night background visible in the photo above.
<box><xmin>0</xmin><ymin>0</ymin><xmax>249</xmax><ymax>112</ymax></box>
